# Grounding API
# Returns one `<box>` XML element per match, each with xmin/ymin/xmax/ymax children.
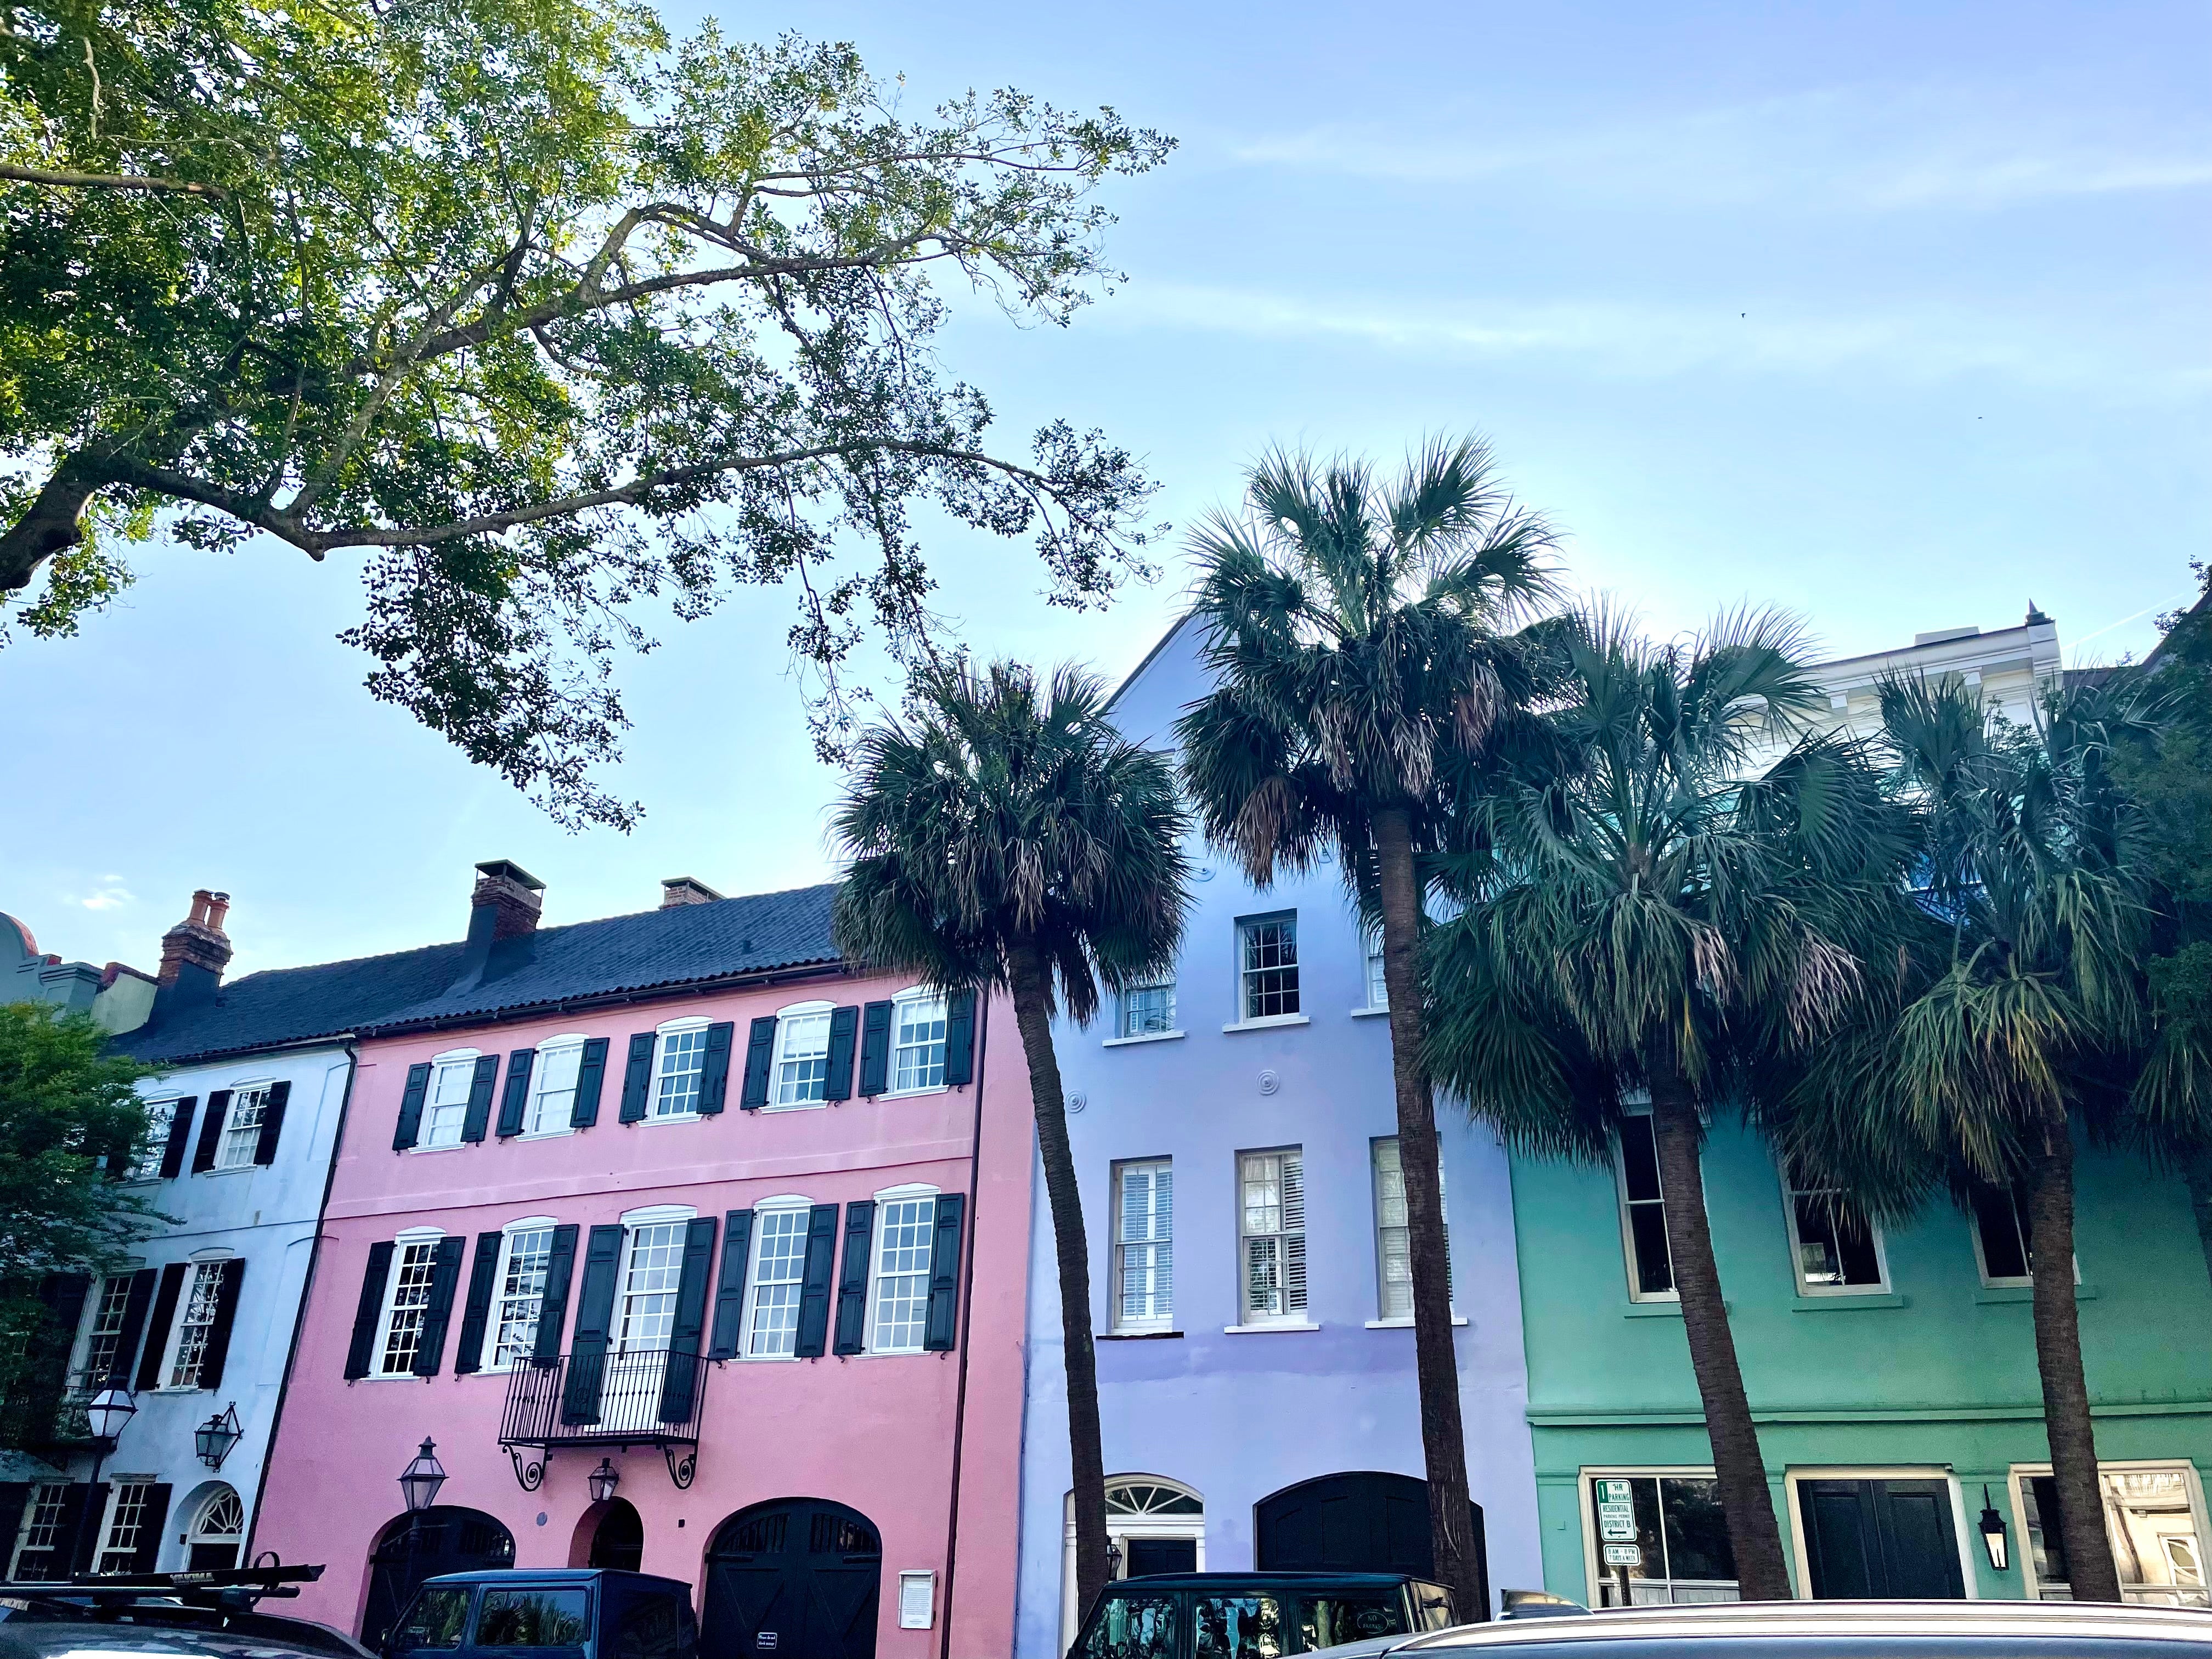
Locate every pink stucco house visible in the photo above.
<box><xmin>252</xmin><ymin>864</ymin><xmax>1032</xmax><ymax>1659</ymax></box>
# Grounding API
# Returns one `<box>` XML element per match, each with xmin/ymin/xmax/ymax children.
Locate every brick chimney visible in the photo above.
<box><xmin>155</xmin><ymin>889</ymin><xmax>233</xmax><ymax>1010</ymax></box>
<box><xmin>660</xmin><ymin>876</ymin><xmax>723</xmax><ymax>908</ymax></box>
<box><xmin>452</xmin><ymin>859</ymin><xmax>544</xmax><ymax>992</ymax></box>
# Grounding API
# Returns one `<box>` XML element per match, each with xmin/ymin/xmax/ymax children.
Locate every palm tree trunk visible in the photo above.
<box><xmin>1007</xmin><ymin>940</ymin><xmax>1111</xmax><ymax>1634</ymax></box>
<box><xmin>2022</xmin><ymin>1113</ymin><xmax>2121</xmax><ymax>1601</ymax></box>
<box><xmin>1646</xmin><ymin>1069</ymin><xmax>1793</xmax><ymax>1600</ymax></box>
<box><xmin>1373</xmin><ymin>807</ymin><xmax>1483</xmax><ymax>1618</ymax></box>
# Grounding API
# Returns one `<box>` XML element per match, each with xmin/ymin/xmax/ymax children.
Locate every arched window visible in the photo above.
<box><xmin>187</xmin><ymin>1485</ymin><xmax>245</xmax><ymax>1570</ymax></box>
<box><xmin>1063</xmin><ymin>1476</ymin><xmax>1205</xmax><ymax>1651</ymax></box>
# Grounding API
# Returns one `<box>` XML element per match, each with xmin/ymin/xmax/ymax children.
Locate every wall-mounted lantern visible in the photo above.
<box><xmin>1978</xmin><ymin>1485</ymin><xmax>2011</xmax><ymax>1572</ymax></box>
<box><xmin>588</xmin><ymin>1460</ymin><xmax>621</xmax><ymax>1505</ymax></box>
<box><xmin>195</xmin><ymin>1403</ymin><xmax>242</xmax><ymax>1469</ymax></box>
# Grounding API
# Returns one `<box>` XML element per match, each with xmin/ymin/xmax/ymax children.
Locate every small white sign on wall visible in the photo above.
<box><xmin>898</xmin><ymin>1570</ymin><xmax>936</xmax><ymax>1630</ymax></box>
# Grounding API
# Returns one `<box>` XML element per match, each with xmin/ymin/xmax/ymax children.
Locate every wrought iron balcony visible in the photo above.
<box><xmin>498</xmin><ymin>1347</ymin><xmax>706</xmax><ymax>1491</ymax></box>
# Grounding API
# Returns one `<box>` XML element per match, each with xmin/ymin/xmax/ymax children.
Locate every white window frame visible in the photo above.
<box><xmin>886</xmin><ymin>988</ymin><xmax>951</xmax><ymax>1097</ymax></box>
<box><xmin>131</xmin><ymin>1098</ymin><xmax>181</xmax><ymax>1180</ymax></box>
<box><xmin>213</xmin><ymin>1081</ymin><xmax>274</xmax><ymax>1170</ymax></box>
<box><xmin>1362</xmin><ymin>926</ymin><xmax>1389</xmax><ymax>1012</ymax></box>
<box><xmin>72</xmin><ymin>1271</ymin><xmax>139</xmax><ymax>1392</ymax></box>
<box><xmin>1111</xmin><ymin>1160</ymin><xmax>1173</xmax><ymax>1334</ymax></box>
<box><xmin>737</xmin><ymin>1197</ymin><xmax>816</xmax><ymax>1362</ymax></box>
<box><xmin>159</xmin><ymin>1255</ymin><xmax>235</xmax><ymax>1390</ymax></box>
<box><xmin>1367</xmin><ymin>1136</ymin><xmax>1460</xmax><ymax>1327</ymax></box>
<box><xmin>2010</xmin><ymin>1460</ymin><xmax>2212</xmax><ymax>1606</ymax></box>
<box><xmin>1778</xmin><ymin>1161</ymin><xmax>1890</xmax><ymax>1296</ymax></box>
<box><xmin>1114</xmin><ymin>981</ymin><xmax>1181</xmax><ymax>1041</ymax></box>
<box><xmin>7</xmin><ymin>1481</ymin><xmax>72</xmax><ymax>1579</ymax></box>
<box><xmin>1575</xmin><ymin>1464</ymin><xmax>1740</xmax><ymax>1608</ymax></box>
<box><xmin>648</xmin><ymin>1017</ymin><xmax>713</xmax><ymax>1121</ymax></box>
<box><xmin>93</xmin><ymin>1476</ymin><xmax>160</xmax><ymax>1573</ymax></box>
<box><xmin>1968</xmin><ymin>1183</ymin><xmax>2081</xmax><ymax>1289</ymax></box>
<box><xmin>1233</xmin><ymin>911</ymin><xmax>1302</xmax><ymax>1024</ymax></box>
<box><xmin>612</xmin><ymin>1211</ymin><xmax>695</xmax><ymax>1353</ymax></box>
<box><xmin>418</xmin><ymin>1049</ymin><xmax>481</xmax><ymax>1150</ymax></box>
<box><xmin>481</xmin><ymin>1216</ymin><xmax>559</xmax><ymax>1371</ymax></box>
<box><xmin>1613</xmin><ymin>1102</ymin><xmax>1678</xmax><ymax>1304</ymax></box>
<box><xmin>768</xmin><ymin>1000</ymin><xmax>836</xmax><ymax>1111</ymax></box>
<box><xmin>523</xmin><ymin>1036</ymin><xmax>588</xmax><ymax>1137</ymax></box>
<box><xmin>865</xmin><ymin>1182</ymin><xmax>941</xmax><ymax>1356</ymax></box>
<box><xmin>186</xmin><ymin>1484</ymin><xmax>246</xmax><ymax>1568</ymax></box>
<box><xmin>370</xmin><ymin>1228</ymin><xmax>447</xmax><ymax>1379</ymax></box>
<box><xmin>1232</xmin><ymin>1147</ymin><xmax>1311</xmax><ymax>1330</ymax></box>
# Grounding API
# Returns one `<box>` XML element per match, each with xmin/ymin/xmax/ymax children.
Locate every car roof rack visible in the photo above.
<box><xmin>2</xmin><ymin>1562</ymin><xmax>323</xmax><ymax>1609</ymax></box>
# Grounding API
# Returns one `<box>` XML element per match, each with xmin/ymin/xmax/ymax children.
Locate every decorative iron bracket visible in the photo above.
<box><xmin>664</xmin><ymin>1446</ymin><xmax>696</xmax><ymax>1489</ymax></box>
<box><xmin>506</xmin><ymin>1445</ymin><xmax>548</xmax><ymax>1492</ymax></box>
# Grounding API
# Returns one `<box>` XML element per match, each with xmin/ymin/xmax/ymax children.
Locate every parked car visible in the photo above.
<box><xmin>0</xmin><ymin>1566</ymin><xmax>370</xmax><ymax>1659</ymax></box>
<box><xmin>382</xmin><ymin>1570</ymin><xmax>695</xmax><ymax>1659</ymax></box>
<box><xmin>1304</xmin><ymin>1599</ymin><xmax>2212</xmax><ymax>1658</ymax></box>
<box><xmin>1070</xmin><ymin>1571</ymin><xmax>1457</xmax><ymax>1657</ymax></box>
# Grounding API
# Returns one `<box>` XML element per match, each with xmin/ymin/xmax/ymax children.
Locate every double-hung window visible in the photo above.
<box><xmin>1615</xmin><ymin>1110</ymin><xmax>1676</xmax><ymax>1301</ymax></box>
<box><xmin>616</xmin><ymin>1223</ymin><xmax>685</xmax><ymax>1351</ymax></box>
<box><xmin>743</xmin><ymin>1204</ymin><xmax>812</xmax><ymax>1358</ymax></box>
<box><xmin>1972</xmin><ymin>1183</ymin><xmax>2034</xmax><ymax>1285</ymax></box>
<box><xmin>7</xmin><ymin>1482</ymin><xmax>72</xmax><ymax>1579</ymax></box>
<box><xmin>216</xmin><ymin>1086</ymin><xmax>269</xmax><ymax>1169</ymax></box>
<box><xmin>1119</xmin><ymin>983</ymin><xmax>1177</xmax><ymax>1039</ymax></box>
<box><xmin>526</xmin><ymin>1040</ymin><xmax>584</xmax><ymax>1134</ymax></box>
<box><xmin>165</xmin><ymin>1260</ymin><xmax>229</xmax><ymax>1387</ymax></box>
<box><xmin>95</xmin><ymin>1480</ymin><xmax>157</xmax><ymax>1573</ymax></box>
<box><xmin>1237</xmin><ymin>913</ymin><xmax>1300</xmax><ymax>1020</ymax></box>
<box><xmin>132</xmin><ymin>1100</ymin><xmax>178</xmax><ymax>1179</ymax></box>
<box><xmin>652</xmin><ymin>1022</ymin><xmax>709</xmax><ymax>1118</ymax></box>
<box><xmin>77</xmin><ymin>1274</ymin><xmax>136</xmax><ymax>1391</ymax></box>
<box><xmin>771</xmin><ymin>1005</ymin><xmax>834</xmax><ymax>1107</ymax></box>
<box><xmin>891</xmin><ymin>994</ymin><xmax>949</xmax><ymax>1092</ymax></box>
<box><xmin>1781</xmin><ymin>1161</ymin><xmax>1886</xmax><ymax>1294</ymax></box>
<box><xmin>420</xmin><ymin>1053</ymin><xmax>479</xmax><ymax>1149</ymax></box>
<box><xmin>376</xmin><ymin>1237</ymin><xmax>444</xmax><ymax>1375</ymax></box>
<box><xmin>489</xmin><ymin>1226</ymin><xmax>556</xmax><ymax>1368</ymax></box>
<box><xmin>1112</xmin><ymin>1161</ymin><xmax>1173</xmax><ymax>1331</ymax></box>
<box><xmin>868</xmin><ymin>1193</ymin><xmax>938</xmax><ymax>1354</ymax></box>
<box><xmin>1238</xmin><ymin>1148</ymin><xmax>1307</xmax><ymax>1324</ymax></box>
<box><xmin>1364</xmin><ymin>929</ymin><xmax>1389</xmax><ymax>1011</ymax></box>
<box><xmin>1371</xmin><ymin>1138</ymin><xmax>1451</xmax><ymax>1321</ymax></box>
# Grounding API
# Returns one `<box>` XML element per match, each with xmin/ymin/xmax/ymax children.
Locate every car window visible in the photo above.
<box><xmin>1412</xmin><ymin>1585</ymin><xmax>1456</xmax><ymax>1632</ymax></box>
<box><xmin>1079</xmin><ymin>1592</ymin><xmax>1178</xmax><ymax>1659</ymax></box>
<box><xmin>475</xmin><ymin>1590</ymin><xmax>589</xmax><ymax>1649</ymax></box>
<box><xmin>1297</xmin><ymin>1593</ymin><xmax>1407</xmax><ymax>1650</ymax></box>
<box><xmin>612</xmin><ymin>1593</ymin><xmax>690</xmax><ymax>1659</ymax></box>
<box><xmin>1192</xmin><ymin>1593</ymin><xmax>1281</xmax><ymax>1658</ymax></box>
<box><xmin>393</xmin><ymin>1589</ymin><xmax>472</xmax><ymax>1651</ymax></box>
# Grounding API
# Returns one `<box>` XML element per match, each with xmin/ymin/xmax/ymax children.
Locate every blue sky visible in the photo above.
<box><xmin>3</xmin><ymin>0</ymin><xmax>2205</xmax><ymax>979</ymax></box>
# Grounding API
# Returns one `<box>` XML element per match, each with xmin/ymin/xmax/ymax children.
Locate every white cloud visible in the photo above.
<box><xmin>80</xmin><ymin>876</ymin><xmax>134</xmax><ymax>912</ymax></box>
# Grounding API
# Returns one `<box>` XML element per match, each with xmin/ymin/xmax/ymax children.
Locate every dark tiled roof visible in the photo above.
<box><xmin>114</xmin><ymin>883</ymin><xmax>843</xmax><ymax>1063</ymax></box>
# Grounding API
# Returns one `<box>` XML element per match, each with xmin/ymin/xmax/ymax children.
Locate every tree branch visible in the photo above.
<box><xmin>0</xmin><ymin>161</ymin><xmax>227</xmax><ymax>198</ymax></box>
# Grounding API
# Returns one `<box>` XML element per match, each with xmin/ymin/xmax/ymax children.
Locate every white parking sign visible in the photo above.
<box><xmin>1596</xmin><ymin>1479</ymin><xmax>1638</xmax><ymax>1543</ymax></box>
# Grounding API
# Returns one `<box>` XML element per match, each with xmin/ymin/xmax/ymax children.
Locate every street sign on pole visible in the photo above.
<box><xmin>1602</xmin><ymin>1544</ymin><xmax>1644</xmax><ymax>1567</ymax></box>
<box><xmin>1595</xmin><ymin>1479</ymin><xmax>1638</xmax><ymax>1543</ymax></box>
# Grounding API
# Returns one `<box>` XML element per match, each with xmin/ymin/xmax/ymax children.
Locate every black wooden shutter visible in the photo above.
<box><xmin>454</xmin><ymin>1232</ymin><xmax>504</xmax><ymax>1374</ymax></box>
<box><xmin>823</xmin><ymin>1006</ymin><xmax>860</xmax><ymax>1102</ymax></box>
<box><xmin>199</xmin><ymin>1259</ymin><xmax>246</xmax><ymax>1387</ymax></box>
<box><xmin>158</xmin><ymin>1098</ymin><xmax>198</xmax><ymax>1179</ymax></box>
<box><xmin>253</xmin><ymin>1080</ymin><xmax>291</xmax><ymax>1165</ymax></box>
<box><xmin>792</xmin><ymin>1204</ymin><xmax>839</xmax><ymax>1358</ymax></box>
<box><xmin>832</xmin><ymin>1201</ymin><xmax>877</xmax><ymax>1356</ymax></box>
<box><xmin>943</xmin><ymin>991</ymin><xmax>977</xmax><ymax>1086</ymax></box>
<box><xmin>192</xmin><ymin>1091</ymin><xmax>232</xmax><ymax>1172</ymax></box>
<box><xmin>858</xmin><ymin>1002</ymin><xmax>893</xmax><ymax>1097</ymax></box>
<box><xmin>698</xmin><ymin>1023</ymin><xmax>736</xmax><ymax>1115</ymax></box>
<box><xmin>496</xmin><ymin>1051</ymin><xmax>536</xmax><ymax>1137</ymax></box>
<box><xmin>534</xmin><ymin>1224</ymin><xmax>580</xmax><ymax>1361</ymax></box>
<box><xmin>572</xmin><ymin>1039</ymin><xmax>610</xmax><ymax>1128</ymax></box>
<box><xmin>345</xmin><ymin>1243</ymin><xmax>395</xmax><ymax>1379</ymax></box>
<box><xmin>108</xmin><ymin>1269</ymin><xmax>157</xmax><ymax>1387</ymax></box>
<box><xmin>136</xmin><ymin>1263</ymin><xmax>188</xmax><ymax>1390</ymax></box>
<box><xmin>659</xmin><ymin>1218</ymin><xmax>718</xmax><ymax>1422</ymax></box>
<box><xmin>393</xmin><ymin>1064</ymin><xmax>432</xmax><ymax>1150</ymax></box>
<box><xmin>708</xmin><ymin>1210</ymin><xmax>754</xmax><ymax>1360</ymax></box>
<box><xmin>410</xmin><ymin>1237</ymin><xmax>466</xmax><ymax>1375</ymax></box>
<box><xmin>924</xmin><ymin>1194</ymin><xmax>966</xmax><ymax>1352</ymax></box>
<box><xmin>460</xmin><ymin>1056</ymin><xmax>501</xmax><ymax>1143</ymax></box>
<box><xmin>562</xmin><ymin>1224</ymin><xmax>625</xmax><ymax>1423</ymax></box>
<box><xmin>128</xmin><ymin>1485</ymin><xmax>172</xmax><ymax>1572</ymax></box>
<box><xmin>738</xmin><ymin>1017</ymin><xmax>777</xmax><ymax>1110</ymax></box>
<box><xmin>65</xmin><ymin>1485</ymin><xmax>106</xmax><ymax>1572</ymax></box>
<box><xmin>618</xmin><ymin>1034</ymin><xmax>656</xmax><ymax>1123</ymax></box>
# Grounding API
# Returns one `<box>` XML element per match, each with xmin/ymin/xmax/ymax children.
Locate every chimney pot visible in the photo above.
<box><xmin>157</xmin><ymin>888</ymin><xmax>234</xmax><ymax>997</ymax></box>
<box><xmin>659</xmin><ymin>876</ymin><xmax>724</xmax><ymax>909</ymax></box>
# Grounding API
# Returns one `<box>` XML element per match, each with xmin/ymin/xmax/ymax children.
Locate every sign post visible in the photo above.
<box><xmin>1596</xmin><ymin>1480</ymin><xmax>1640</xmax><ymax>1610</ymax></box>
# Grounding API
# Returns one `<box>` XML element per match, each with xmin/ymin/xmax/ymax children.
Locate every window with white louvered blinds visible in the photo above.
<box><xmin>1372</xmin><ymin>1137</ymin><xmax>1451</xmax><ymax>1321</ymax></box>
<box><xmin>1113</xmin><ymin>1161</ymin><xmax>1173</xmax><ymax>1331</ymax></box>
<box><xmin>1239</xmin><ymin>1149</ymin><xmax>1307</xmax><ymax>1323</ymax></box>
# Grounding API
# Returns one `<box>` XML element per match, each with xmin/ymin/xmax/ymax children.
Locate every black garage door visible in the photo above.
<box><xmin>1254</xmin><ymin>1471</ymin><xmax>1486</xmax><ymax>1613</ymax></box>
<box><xmin>702</xmin><ymin>1498</ymin><xmax>881</xmax><ymax>1659</ymax></box>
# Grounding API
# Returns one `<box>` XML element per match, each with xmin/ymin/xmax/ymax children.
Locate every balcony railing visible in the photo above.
<box><xmin>498</xmin><ymin>1347</ymin><xmax>705</xmax><ymax>1491</ymax></box>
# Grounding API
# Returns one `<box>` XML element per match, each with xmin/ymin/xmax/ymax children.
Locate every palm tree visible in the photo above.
<box><xmin>831</xmin><ymin>658</ymin><xmax>1191</xmax><ymax>1628</ymax></box>
<box><xmin>1176</xmin><ymin>438</ymin><xmax>1561</xmax><ymax>1615</ymax></box>
<box><xmin>1423</xmin><ymin>609</ymin><xmax>1917</xmax><ymax>1602</ymax></box>
<box><xmin>1864</xmin><ymin>672</ymin><xmax>2207</xmax><ymax>1602</ymax></box>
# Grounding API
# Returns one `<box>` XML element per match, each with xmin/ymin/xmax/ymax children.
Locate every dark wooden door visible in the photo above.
<box><xmin>361</xmin><ymin>1508</ymin><xmax>516</xmax><ymax>1648</ymax></box>
<box><xmin>702</xmin><ymin>1499</ymin><xmax>880</xmax><ymax>1659</ymax></box>
<box><xmin>1800</xmin><ymin>1480</ymin><xmax>1966</xmax><ymax>1599</ymax></box>
<box><xmin>1254</xmin><ymin>1471</ymin><xmax>1487</xmax><ymax>1613</ymax></box>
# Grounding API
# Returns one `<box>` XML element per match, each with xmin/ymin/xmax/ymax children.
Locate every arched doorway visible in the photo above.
<box><xmin>186</xmin><ymin>1485</ymin><xmax>246</xmax><ymax>1571</ymax></box>
<box><xmin>702</xmin><ymin>1499</ymin><xmax>881</xmax><ymax>1659</ymax></box>
<box><xmin>361</xmin><ymin>1507</ymin><xmax>516</xmax><ymax>1649</ymax></box>
<box><xmin>589</xmin><ymin>1500</ymin><xmax>644</xmax><ymax>1571</ymax></box>
<box><xmin>1061</xmin><ymin>1476</ymin><xmax>1205</xmax><ymax>1652</ymax></box>
<box><xmin>1255</xmin><ymin>1472</ymin><xmax>1486</xmax><ymax>1614</ymax></box>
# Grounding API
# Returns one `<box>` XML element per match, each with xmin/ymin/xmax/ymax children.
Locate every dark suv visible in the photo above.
<box><xmin>382</xmin><ymin>1570</ymin><xmax>695</xmax><ymax>1659</ymax></box>
<box><xmin>1070</xmin><ymin>1571</ymin><xmax>1457</xmax><ymax>1658</ymax></box>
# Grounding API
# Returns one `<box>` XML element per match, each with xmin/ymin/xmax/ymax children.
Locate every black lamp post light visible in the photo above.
<box><xmin>587</xmin><ymin>1459</ymin><xmax>621</xmax><ymax>1505</ymax></box>
<box><xmin>1978</xmin><ymin>1485</ymin><xmax>2011</xmax><ymax>1573</ymax></box>
<box><xmin>195</xmin><ymin>1404</ymin><xmax>242</xmax><ymax>1469</ymax></box>
<box><xmin>399</xmin><ymin>1438</ymin><xmax>448</xmax><ymax>1515</ymax></box>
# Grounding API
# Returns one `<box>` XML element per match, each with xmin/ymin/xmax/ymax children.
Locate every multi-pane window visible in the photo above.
<box><xmin>1237</xmin><ymin>914</ymin><xmax>1300</xmax><ymax>1020</ymax></box>
<box><xmin>79</xmin><ymin>1274</ymin><xmax>135</xmax><ymax>1390</ymax></box>
<box><xmin>1238</xmin><ymin>1149</ymin><xmax>1307</xmax><ymax>1323</ymax></box>
<box><xmin>772</xmin><ymin>1010</ymin><xmax>833</xmax><ymax>1107</ymax></box>
<box><xmin>1365</xmin><ymin>930</ymin><xmax>1389</xmax><ymax>1010</ymax></box>
<box><xmin>893</xmin><ymin>997</ymin><xmax>949</xmax><ymax>1092</ymax></box>
<box><xmin>1113</xmin><ymin>1161</ymin><xmax>1173</xmax><ymax>1331</ymax></box>
<box><xmin>2020</xmin><ymin>1465</ymin><xmax>2209</xmax><ymax>1606</ymax></box>
<box><xmin>1782</xmin><ymin>1162</ymin><xmax>1885</xmax><ymax>1293</ymax></box>
<box><xmin>132</xmin><ymin>1100</ymin><xmax>178</xmax><ymax>1179</ymax></box>
<box><xmin>8</xmin><ymin>1482</ymin><xmax>71</xmax><ymax>1579</ymax></box>
<box><xmin>1372</xmin><ymin>1138</ymin><xmax>1451</xmax><ymax>1321</ymax></box>
<box><xmin>653</xmin><ymin>1028</ymin><xmax>708</xmax><ymax>1118</ymax></box>
<box><xmin>1586</xmin><ymin>1474</ymin><xmax>1739</xmax><ymax>1605</ymax></box>
<box><xmin>526</xmin><ymin>1042</ymin><xmax>583</xmax><ymax>1134</ymax></box>
<box><xmin>421</xmin><ymin>1056</ymin><xmax>478</xmax><ymax>1149</ymax></box>
<box><xmin>97</xmin><ymin>1480</ymin><xmax>157</xmax><ymax>1573</ymax></box>
<box><xmin>377</xmin><ymin>1239</ymin><xmax>444</xmax><ymax>1375</ymax></box>
<box><xmin>166</xmin><ymin>1261</ymin><xmax>228</xmax><ymax>1388</ymax></box>
<box><xmin>216</xmin><ymin>1086</ymin><xmax>269</xmax><ymax>1168</ymax></box>
<box><xmin>744</xmin><ymin>1207</ymin><xmax>812</xmax><ymax>1358</ymax></box>
<box><xmin>617</xmin><ymin>1223</ymin><xmax>686</xmax><ymax>1351</ymax></box>
<box><xmin>187</xmin><ymin>1486</ymin><xmax>246</xmax><ymax>1571</ymax></box>
<box><xmin>868</xmin><ymin>1196</ymin><xmax>936</xmax><ymax>1353</ymax></box>
<box><xmin>489</xmin><ymin>1227</ymin><xmax>555</xmax><ymax>1368</ymax></box>
<box><xmin>1616</xmin><ymin>1113</ymin><xmax>1675</xmax><ymax>1300</ymax></box>
<box><xmin>1119</xmin><ymin>983</ymin><xmax>1177</xmax><ymax>1039</ymax></box>
<box><xmin>1973</xmin><ymin>1183</ymin><xmax>2034</xmax><ymax>1284</ymax></box>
